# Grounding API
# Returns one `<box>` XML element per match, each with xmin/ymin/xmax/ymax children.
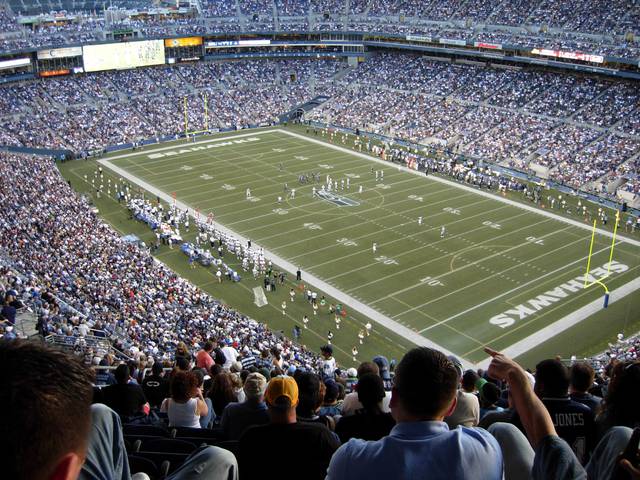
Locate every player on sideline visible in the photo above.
<box><xmin>281</xmin><ymin>301</ymin><xmax>287</xmax><ymax>316</ymax></box>
<box><xmin>290</xmin><ymin>188</ymin><xmax>296</xmax><ymax>199</ymax></box>
<box><xmin>335</xmin><ymin>315</ymin><xmax>342</xmax><ymax>330</ymax></box>
<box><xmin>365</xmin><ymin>322</ymin><xmax>372</xmax><ymax>336</ymax></box>
<box><xmin>327</xmin><ymin>330</ymin><xmax>334</xmax><ymax>345</ymax></box>
<box><xmin>303</xmin><ymin>315</ymin><xmax>309</xmax><ymax>329</ymax></box>
<box><xmin>289</xmin><ymin>288</ymin><xmax>295</xmax><ymax>302</ymax></box>
<box><xmin>358</xmin><ymin>329</ymin><xmax>365</xmax><ymax>344</ymax></box>
<box><xmin>440</xmin><ymin>226</ymin><xmax>446</xmax><ymax>238</ymax></box>
<box><xmin>352</xmin><ymin>346</ymin><xmax>358</xmax><ymax>362</ymax></box>
<box><xmin>372</xmin><ymin>242</ymin><xmax>377</xmax><ymax>254</ymax></box>
<box><xmin>246</xmin><ymin>188</ymin><xmax>251</xmax><ymax>199</ymax></box>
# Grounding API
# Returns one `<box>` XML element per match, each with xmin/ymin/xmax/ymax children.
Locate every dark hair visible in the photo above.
<box><xmin>207</xmin><ymin>372</ymin><xmax>237</xmax><ymax>415</ymax></box>
<box><xmin>480</xmin><ymin>382</ymin><xmax>501</xmax><ymax>408</ymax></box>
<box><xmin>170</xmin><ymin>371</ymin><xmax>199</xmax><ymax>403</ymax></box>
<box><xmin>203</xmin><ymin>341</ymin><xmax>214</xmax><ymax>352</ymax></box>
<box><xmin>175</xmin><ymin>356</ymin><xmax>190</xmax><ymax>371</ymax></box>
<box><xmin>114</xmin><ymin>363</ymin><xmax>130</xmax><ymax>384</ymax></box>
<box><xmin>570</xmin><ymin>362</ymin><xmax>595</xmax><ymax>393</ymax></box>
<box><xmin>296</xmin><ymin>372</ymin><xmax>322</xmax><ymax>416</ymax></box>
<box><xmin>152</xmin><ymin>362</ymin><xmax>164</xmax><ymax>376</ymax></box>
<box><xmin>393</xmin><ymin>347</ymin><xmax>458</xmax><ymax>418</ymax></box>
<box><xmin>323</xmin><ymin>380</ymin><xmax>339</xmax><ymax>403</ymax></box>
<box><xmin>357</xmin><ymin>361</ymin><xmax>379</xmax><ymax>378</ymax></box>
<box><xmin>357</xmin><ymin>373</ymin><xmax>385</xmax><ymax>409</ymax></box>
<box><xmin>0</xmin><ymin>341</ymin><xmax>93</xmax><ymax>480</ymax></box>
<box><xmin>535</xmin><ymin>359</ymin><xmax>569</xmax><ymax>397</ymax></box>
<box><xmin>462</xmin><ymin>370</ymin><xmax>479</xmax><ymax>392</ymax></box>
<box><xmin>191</xmin><ymin>368</ymin><xmax>205</xmax><ymax>387</ymax></box>
<box><xmin>336</xmin><ymin>382</ymin><xmax>346</xmax><ymax>400</ymax></box>
<box><xmin>601</xmin><ymin>361</ymin><xmax>640</xmax><ymax>428</ymax></box>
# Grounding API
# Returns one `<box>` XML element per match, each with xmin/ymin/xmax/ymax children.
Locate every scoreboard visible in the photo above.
<box><xmin>82</xmin><ymin>40</ymin><xmax>165</xmax><ymax>72</ymax></box>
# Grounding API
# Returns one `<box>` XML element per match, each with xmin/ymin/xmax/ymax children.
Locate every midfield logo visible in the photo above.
<box><xmin>317</xmin><ymin>190</ymin><xmax>360</xmax><ymax>207</ymax></box>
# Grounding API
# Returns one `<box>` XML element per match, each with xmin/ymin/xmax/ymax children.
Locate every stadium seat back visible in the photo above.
<box><xmin>124</xmin><ymin>424</ymin><xmax>171</xmax><ymax>438</ymax></box>
<box><xmin>142</xmin><ymin>438</ymin><xmax>198</xmax><ymax>454</ymax></box>
<box><xmin>128</xmin><ymin>453</ymin><xmax>169</xmax><ymax>480</ymax></box>
<box><xmin>172</xmin><ymin>426</ymin><xmax>224</xmax><ymax>439</ymax></box>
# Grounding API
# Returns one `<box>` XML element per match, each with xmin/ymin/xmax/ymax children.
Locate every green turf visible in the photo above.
<box><xmin>58</xmin><ymin>126</ymin><xmax>640</xmax><ymax>368</ymax></box>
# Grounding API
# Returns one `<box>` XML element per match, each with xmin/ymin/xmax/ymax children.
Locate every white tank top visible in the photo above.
<box><xmin>167</xmin><ymin>398</ymin><xmax>200</xmax><ymax>429</ymax></box>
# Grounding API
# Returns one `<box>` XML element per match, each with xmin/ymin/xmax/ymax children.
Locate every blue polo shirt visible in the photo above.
<box><xmin>326</xmin><ymin>421</ymin><xmax>502</xmax><ymax>480</ymax></box>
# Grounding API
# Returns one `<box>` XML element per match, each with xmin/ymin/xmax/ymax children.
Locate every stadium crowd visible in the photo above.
<box><xmin>0</xmin><ymin>54</ymin><xmax>638</xmax><ymax>199</ymax></box>
<box><xmin>2</xmin><ymin>333</ymin><xmax>639</xmax><ymax>479</ymax></box>
<box><xmin>0</xmin><ymin>151</ymin><xmax>320</xmax><ymax>371</ymax></box>
<box><xmin>1</xmin><ymin>0</ymin><xmax>640</xmax><ymax>59</ymax></box>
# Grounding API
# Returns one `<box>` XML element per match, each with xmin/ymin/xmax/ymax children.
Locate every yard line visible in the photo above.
<box><xmin>203</xmin><ymin>158</ymin><xmax>432</xmax><ymax>224</ymax></box>
<box><xmin>280</xmin><ymin>129</ymin><xmax>640</xmax><ymax>248</ymax></box>
<box><xmin>393</xmin><ymin>229</ymin><xmax>584</xmax><ymax>327</ymax></box>
<box><xmin>358</xmin><ymin>216</ymin><xmax>563</xmax><ymax>297</ymax></box>
<box><xmin>278</xmin><ymin>193</ymin><xmax>488</xmax><ymax>252</ymax></box>
<box><xmin>418</xmin><ymin>241</ymin><xmax>619</xmax><ymax>333</ymax></box>
<box><xmin>202</xmin><ymin>170</ymin><xmax>424</xmax><ymax>215</ymax></box>
<box><xmin>260</xmin><ymin>184</ymin><xmax>468</xmax><ymax>241</ymax></box>
<box><xmin>321</xmin><ymin>210</ymin><xmax>534</xmax><ymax>279</ymax></box>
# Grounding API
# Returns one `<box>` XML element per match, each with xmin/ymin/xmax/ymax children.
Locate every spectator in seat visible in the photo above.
<box><xmin>341</xmin><ymin>361</ymin><xmax>391</xmax><ymax>415</ymax></box>
<box><xmin>2</xmin><ymin>340</ymin><xmax>239</xmax><ymax>480</ymax></box>
<box><xmin>461</xmin><ymin>369</ymin><xmax>480</xmax><ymax>394</ymax></box>
<box><xmin>569</xmin><ymin>362</ymin><xmax>602</xmax><ymax>413</ymax></box>
<box><xmin>0</xmin><ymin>289</ymin><xmax>18</xmax><ymax>325</ymax></box>
<box><xmin>479</xmin><ymin>382</ymin><xmax>504</xmax><ymax>420</ymax></box>
<box><xmin>101</xmin><ymin>364</ymin><xmax>148</xmax><ymax>420</ymax></box>
<box><xmin>239</xmin><ymin>376</ymin><xmax>340</xmax><ymax>480</ymax></box>
<box><xmin>335</xmin><ymin>373</ymin><xmax>395</xmax><ymax>443</ymax></box>
<box><xmin>596</xmin><ymin>360</ymin><xmax>640</xmax><ymax>439</ymax></box>
<box><xmin>175</xmin><ymin>341</ymin><xmax>191</xmax><ymax>366</ymax></box>
<box><xmin>372</xmin><ymin>355</ymin><xmax>393</xmax><ymax>391</ymax></box>
<box><xmin>326</xmin><ymin>347</ymin><xmax>502</xmax><ymax>479</ymax></box>
<box><xmin>220</xmin><ymin>372</ymin><xmax>269</xmax><ymax>440</ymax></box>
<box><xmin>532</xmin><ymin>359</ymin><xmax>596</xmax><ymax>464</ymax></box>
<box><xmin>161</xmin><ymin>370</ymin><xmax>209</xmax><ymax>428</ymax></box>
<box><xmin>485</xmin><ymin>348</ymin><xmax>639</xmax><ymax>480</ymax></box>
<box><xmin>445</xmin><ymin>356</ymin><xmax>480</xmax><ymax>428</ymax></box>
<box><xmin>318</xmin><ymin>379</ymin><xmax>342</xmax><ymax>417</ymax></box>
<box><xmin>93</xmin><ymin>358</ymin><xmax>117</xmax><ymax>387</ymax></box>
<box><xmin>295</xmin><ymin>371</ymin><xmax>334</xmax><ymax>429</ymax></box>
<box><xmin>195</xmin><ymin>341</ymin><xmax>215</xmax><ymax>372</ymax></box>
<box><xmin>141</xmin><ymin>361</ymin><xmax>169</xmax><ymax>409</ymax></box>
<box><xmin>221</xmin><ymin>340</ymin><xmax>239</xmax><ymax>370</ymax></box>
<box><xmin>207</xmin><ymin>371</ymin><xmax>238</xmax><ymax>420</ymax></box>
<box><xmin>193</xmin><ymin>368</ymin><xmax>214</xmax><ymax>428</ymax></box>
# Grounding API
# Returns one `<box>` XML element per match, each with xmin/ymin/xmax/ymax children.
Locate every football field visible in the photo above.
<box><xmin>65</xmin><ymin>127</ymin><xmax>640</xmax><ymax>367</ymax></box>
